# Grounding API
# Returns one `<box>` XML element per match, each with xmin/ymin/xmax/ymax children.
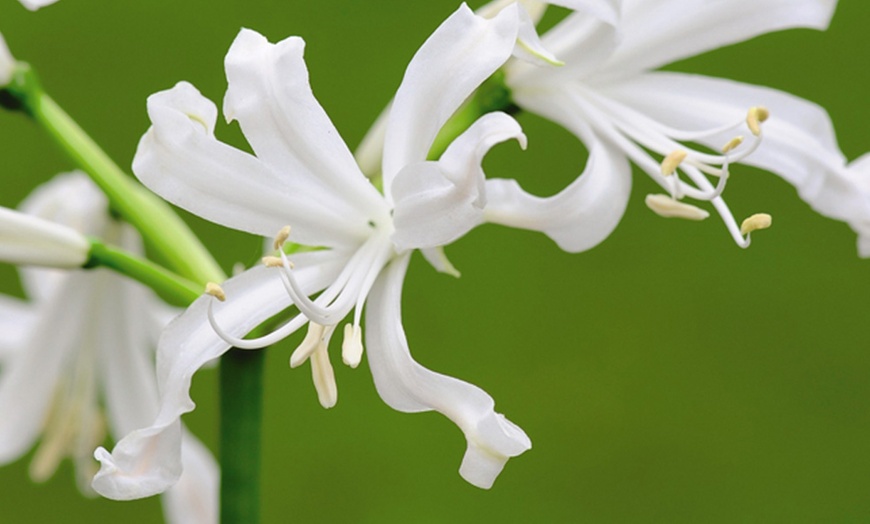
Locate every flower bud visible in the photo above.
<box><xmin>0</xmin><ymin>207</ymin><xmax>90</xmax><ymax>268</ymax></box>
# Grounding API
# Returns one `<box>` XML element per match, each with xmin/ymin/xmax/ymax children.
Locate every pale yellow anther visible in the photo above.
<box><xmin>205</xmin><ymin>282</ymin><xmax>226</xmax><ymax>302</ymax></box>
<box><xmin>310</xmin><ymin>343</ymin><xmax>337</xmax><ymax>409</ymax></box>
<box><xmin>740</xmin><ymin>213</ymin><xmax>772</xmax><ymax>235</ymax></box>
<box><xmin>746</xmin><ymin>106</ymin><xmax>770</xmax><ymax>136</ymax></box>
<box><xmin>660</xmin><ymin>150</ymin><xmax>688</xmax><ymax>176</ymax></box>
<box><xmin>721</xmin><ymin>135</ymin><xmax>744</xmax><ymax>154</ymax></box>
<box><xmin>290</xmin><ymin>322</ymin><xmax>326</xmax><ymax>368</ymax></box>
<box><xmin>273</xmin><ymin>225</ymin><xmax>292</xmax><ymax>251</ymax></box>
<box><xmin>645</xmin><ymin>194</ymin><xmax>710</xmax><ymax>221</ymax></box>
<box><xmin>341</xmin><ymin>324</ymin><xmax>364</xmax><ymax>368</ymax></box>
<box><xmin>261</xmin><ymin>256</ymin><xmax>287</xmax><ymax>268</ymax></box>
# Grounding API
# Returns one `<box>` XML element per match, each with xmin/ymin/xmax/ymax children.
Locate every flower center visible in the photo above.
<box><xmin>205</xmin><ymin>224</ymin><xmax>394</xmax><ymax>407</ymax></box>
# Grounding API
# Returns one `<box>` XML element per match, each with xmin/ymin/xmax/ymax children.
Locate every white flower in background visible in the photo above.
<box><xmin>455</xmin><ymin>0</ymin><xmax>870</xmax><ymax>254</ymax></box>
<box><xmin>0</xmin><ymin>32</ymin><xmax>16</xmax><ymax>88</ymax></box>
<box><xmin>92</xmin><ymin>4</ymin><xmax>531</xmax><ymax>500</ymax></box>
<box><xmin>0</xmin><ymin>173</ymin><xmax>218</xmax><ymax>524</ymax></box>
<box><xmin>17</xmin><ymin>0</ymin><xmax>60</xmax><ymax>11</ymax></box>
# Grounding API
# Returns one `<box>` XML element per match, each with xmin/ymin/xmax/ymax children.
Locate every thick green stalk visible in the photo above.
<box><xmin>219</xmin><ymin>348</ymin><xmax>265</xmax><ymax>524</ymax></box>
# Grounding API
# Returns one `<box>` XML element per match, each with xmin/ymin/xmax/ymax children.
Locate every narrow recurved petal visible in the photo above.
<box><xmin>365</xmin><ymin>254</ymin><xmax>531</xmax><ymax>490</ymax></box>
<box><xmin>133</xmin><ymin>81</ymin><xmax>368</xmax><ymax>248</ymax></box>
<box><xmin>391</xmin><ymin>112</ymin><xmax>526</xmax><ymax>251</ymax></box>
<box><xmin>485</xmin><ymin>133</ymin><xmax>633</xmax><ymax>253</ymax></box>
<box><xmin>382</xmin><ymin>3</ymin><xmax>520</xmax><ymax>195</ymax></box>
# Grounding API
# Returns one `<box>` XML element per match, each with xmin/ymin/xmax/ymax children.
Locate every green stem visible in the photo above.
<box><xmin>3</xmin><ymin>63</ymin><xmax>224</xmax><ymax>286</ymax></box>
<box><xmin>219</xmin><ymin>348</ymin><xmax>265</xmax><ymax>524</ymax></box>
<box><xmin>85</xmin><ymin>239</ymin><xmax>201</xmax><ymax>307</ymax></box>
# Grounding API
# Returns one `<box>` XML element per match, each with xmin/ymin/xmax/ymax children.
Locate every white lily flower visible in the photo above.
<box><xmin>0</xmin><ymin>173</ymin><xmax>218</xmax><ymax>524</ymax></box>
<box><xmin>92</xmin><ymin>3</ymin><xmax>531</xmax><ymax>500</ymax></box>
<box><xmin>17</xmin><ymin>0</ymin><xmax>60</xmax><ymax>11</ymax></box>
<box><xmin>456</xmin><ymin>0</ymin><xmax>861</xmax><ymax>253</ymax></box>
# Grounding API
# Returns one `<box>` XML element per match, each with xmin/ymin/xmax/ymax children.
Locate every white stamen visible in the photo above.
<box><xmin>207</xmin><ymin>299</ymin><xmax>308</xmax><ymax>349</ymax></box>
<box><xmin>341</xmin><ymin>323</ymin><xmax>364</xmax><ymax>368</ymax></box>
<box><xmin>740</xmin><ymin>213</ymin><xmax>772</xmax><ymax>235</ymax></box>
<box><xmin>290</xmin><ymin>322</ymin><xmax>326</xmax><ymax>368</ymax></box>
<box><xmin>645</xmin><ymin>194</ymin><xmax>710</xmax><ymax>221</ymax></box>
<box><xmin>276</xmin><ymin>250</ymin><xmax>335</xmax><ymax>325</ymax></box>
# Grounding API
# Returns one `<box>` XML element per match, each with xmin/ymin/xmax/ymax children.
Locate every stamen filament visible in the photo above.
<box><xmin>207</xmin><ymin>298</ymin><xmax>308</xmax><ymax>349</ymax></box>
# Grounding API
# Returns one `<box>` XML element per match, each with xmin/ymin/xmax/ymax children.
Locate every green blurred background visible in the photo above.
<box><xmin>2</xmin><ymin>1</ymin><xmax>870</xmax><ymax>522</ymax></box>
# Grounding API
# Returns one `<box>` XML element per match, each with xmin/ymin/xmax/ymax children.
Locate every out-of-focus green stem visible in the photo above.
<box><xmin>85</xmin><ymin>239</ymin><xmax>201</xmax><ymax>307</ymax></box>
<box><xmin>3</xmin><ymin>63</ymin><xmax>224</xmax><ymax>286</ymax></box>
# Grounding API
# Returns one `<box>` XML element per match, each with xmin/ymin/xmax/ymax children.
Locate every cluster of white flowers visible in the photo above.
<box><xmin>1</xmin><ymin>0</ymin><xmax>867</xmax><ymax>521</ymax></box>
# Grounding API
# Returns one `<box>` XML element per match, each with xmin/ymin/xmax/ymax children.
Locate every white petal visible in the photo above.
<box><xmin>382</xmin><ymin>3</ymin><xmax>520</xmax><ymax>193</ymax></box>
<box><xmin>601</xmin><ymin>0</ymin><xmax>836</xmax><ymax>77</ymax></box>
<box><xmin>513</xmin><ymin>4</ymin><xmax>563</xmax><ymax>67</ymax></box>
<box><xmin>92</xmin><ymin>251</ymin><xmax>345</xmax><ymax>499</ymax></box>
<box><xmin>223</xmin><ymin>29</ymin><xmax>386</xmax><ymax>221</ymax></box>
<box><xmin>0</xmin><ymin>295</ymin><xmax>35</xmax><ymax>360</ymax></box>
<box><xmin>97</xmin><ymin>277</ymin><xmax>160</xmax><ymax>438</ymax></box>
<box><xmin>354</xmin><ymin>101</ymin><xmax>391</xmax><ymax>179</ymax></box>
<box><xmin>133</xmin><ymin>82</ymin><xmax>369</xmax><ymax>248</ymax></box>
<box><xmin>0</xmin><ymin>275</ymin><xmax>87</xmax><ymax>465</ymax></box>
<box><xmin>552</xmin><ymin>0</ymin><xmax>621</xmax><ymax>26</ymax></box>
<box><xmin>508</xmin><ymin>3</ymin><xmax>620</xmax><ymax>87</ymax></box>
<box><xmin>392</xmin><ymin>112</ymin><xmax>526</xmax><ymax>251</ymax></box>
<box><xmin>161</xmin><ymin>429</ymin><xmax>219</xmax><ymax>524</ymax></box>
<box><xmin>487</xmin><ymin>87</ymin><xmax>633</xmax><ymax>252</ymax></box>
<box><xmin>843</xmin><ymin>155</ymin><xmax>870</xmax><ymax>257</ymax></box>
<box><xmin>601</xmin><ymin>72</ymin><xmax>870</xmax><ymax>234</ymax></box>
<box><xmin>0</xmin><ymin>207</ymin><xmax>90</xmax><ymax>268</ymax></box>
<box><xmin>0</xmin><ymin>33</ymin><xmax>15</xmax><ymax>87</ymax></box>
<box><xmin>365</xmin><ymin>254</ymin><xmax>531</xmax><ymax>489</ymax></box>
<box><xmin>18</xmin><ymin>0</ymin><xmax>60</xmax><ymax>10</ymax></box>
<box><xmin>420</xmin><ymin>247</ymin><xmax>461</xmax><ymax>278</ymax></box>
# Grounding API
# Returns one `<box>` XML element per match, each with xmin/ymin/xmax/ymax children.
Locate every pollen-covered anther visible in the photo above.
<box><xmin>262</xmin><ymin>256</ymin><xmax>290</xmax><ymax>268</ymax></box>
<box><xmin>740</xmin><ymin>213</ymin><xmax>772</xmax><ymax>235</ymax></box>
<box><xmin>746</xmin><ymin>106</ymin><xmax>770</xmax><ymax>136</ymax></box>
<box><xmin>645</xmin><ymin>194</ymin><xmax>710</xmax><ymax>220</ymax></box>
<box><xmin>273</xmin><ymin>225</ymin><xmax>292</xmax><ymax>251</ymax></box>
<box><xmin>341</xmin><ymin>323</ymin><xmax>364</xmax><ymax>368</ymax></box>
<box><xmin>205</xmin><ymin>282</ymin><xmax>226</xmax><ymax>302</ymax></box>
<box><xmin>721</xmin><ymin>135</ymin><xmax>744</xmax><ymax>154</ymax></box>
<box><xmin>660</xmin><ymin>149</ymin><xmax>688</xmax><ymax>176</ymax></box>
